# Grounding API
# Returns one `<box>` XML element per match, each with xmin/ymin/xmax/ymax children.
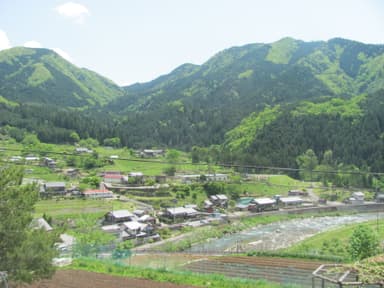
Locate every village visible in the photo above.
<box><xmin>8</xmin><ymin>145</ymin><xmax>383</xmax><ymax>257</ymax></box>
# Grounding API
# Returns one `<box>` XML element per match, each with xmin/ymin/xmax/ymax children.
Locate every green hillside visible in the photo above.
<box><xmin>2</xmin><ymin>38</ymin><xmax>384</xmax><ymax>171</ymax></box>
<box><xmin>106</xmin><ymin>38</ymin><xmax>384</xmax><ymax>149</ymax></box>
<box><xmin>0</xmin><ymin>47</ymin><xmax>123</xmax><ymax>107</ymax></box>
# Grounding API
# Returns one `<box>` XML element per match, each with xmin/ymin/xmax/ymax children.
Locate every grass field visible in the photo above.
<box><xmin>229</xmin><ymin>175</ymin><xmax>309</xmax><ymax>197</ymax></box>
<box><xmin>282</xmin><ymin>219</ymin><xmax>384</xmax><ymax>260</ymax></box>
<box><xmin>34</xmin><ymin>198</ymin><xmax>136</xmax><ymax>217</ymax></box>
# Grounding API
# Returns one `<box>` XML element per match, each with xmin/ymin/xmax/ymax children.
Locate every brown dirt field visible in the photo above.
<box><xmin>214</xmin><ymin>255</ymin><xmax>326</xmax><ymax>270</ymax></box>
<box><xmin>15</xmin><ymin>270</ymin><xmax>198</xmax><ymax>288</ymax></box>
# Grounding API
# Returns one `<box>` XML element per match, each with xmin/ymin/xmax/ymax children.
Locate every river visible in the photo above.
<box><xmin>187</xmin><ymin>212</ymin><xmax>384</xmax><ymax>253</ymax></box>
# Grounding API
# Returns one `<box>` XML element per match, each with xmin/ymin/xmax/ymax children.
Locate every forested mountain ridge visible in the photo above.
<box><xmin>0</xmin><ymin>47</ymin><xmax>124</xmax><ymax>107</ymax></box>
<box><xmin>105</xmin><ymin>37</ymin><xmax>384</xmax><ymax>148</ymax></box>
<box><xmin>222</xmin><ymin>90</ymin><xmax>384</xmax><ymax>171</ymax></box>
<box><xmin>1</xmin><ymin>38</ymin><xmax>384</xmax><ymax>171</ymax></box>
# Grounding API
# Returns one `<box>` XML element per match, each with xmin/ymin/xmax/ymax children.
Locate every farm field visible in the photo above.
<box><xmin>23</xmin><ymin>270</ymin><xmax>198</xmax><ymax>288</ymax></box>
<box><xmin>183</xmin><ymin>255</ymin><xmax>325</xmax><ymax>287</ymax></box>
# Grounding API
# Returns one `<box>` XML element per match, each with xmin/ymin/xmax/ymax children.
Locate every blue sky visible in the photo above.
<box><xmin>0</xmin><ymin>0</ymin><xmax>383</xmax><ymax>86</ymax></box>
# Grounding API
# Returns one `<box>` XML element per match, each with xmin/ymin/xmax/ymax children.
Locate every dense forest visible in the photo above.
<box><xmin>1</xmin><ymin>38</ymin><xmax>384</xmax><ymax>173</ymax></box>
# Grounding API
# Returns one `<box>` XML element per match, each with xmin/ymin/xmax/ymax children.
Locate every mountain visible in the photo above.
<box><xmin>0</xmin><ymin>47</ymin><xmax>123</xmax><ymax>108</ymax></box>
<box><xmin>106</xmin><ymin>38</ymin><xmax>384</xmax><ymax>149</ymax></box>
<box><xmin>2</xmin><ymin>38</ymin><xmax>384</xmax><ymax>170</ymax></box>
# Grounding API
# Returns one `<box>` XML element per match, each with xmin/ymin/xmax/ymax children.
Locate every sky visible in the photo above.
<box><xmin>0</xmin><ymin>0</ymin><xmax>383</xmax><ymax>86</ymax></box>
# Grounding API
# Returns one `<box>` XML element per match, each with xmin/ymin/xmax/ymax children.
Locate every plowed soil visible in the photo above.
<box><xmin>17</xmin><ymin>270</ymin><xmax>197</xmax><ymax>288</ymax></box>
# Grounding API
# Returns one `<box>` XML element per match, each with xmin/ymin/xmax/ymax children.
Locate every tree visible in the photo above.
<box><xmin>79</xmin><ymin>137</ymin><xmax>99</xmax><ymax>148</ymax></box>
<box><xmin>322</xmin><ymin>150</ymin><xmax>334</xmax><ymax>166</ymax></box>
<box><xmin>0</xmin><ymin>166</ymin><xmax>57</xmax><ymax>283</ymax></box>
<box><xmin>21</xmin><ymin>133</ymin><xmax>40</xmax><ymax>147</ymax></box>
<box><xmin>166</xmin><ymin>149</ymin><xmax>180</xmax><ymax>163</ymax></box>
<box><xmin>163</xmin><ymin>166</ymin><xmax>176</xmax><ymax>176</ymax></box>
<box><xmin>103</xmin><ymin>137</ymin><xmax>121</xmax><ymax>148</ymax></box>
<box><xmin>296</xmin><ymin>149</ymin><xmax>318</xmax><ymax>181</ymax></box>
<box><xmin>348</xmin><ymin>225</ymin><xmax>379</xmax><ymax>261</ymax></box>
<box><xmin>69</xmin><ymin>132</ymin><xmax>80</xmax><ymax>143</ymax></box>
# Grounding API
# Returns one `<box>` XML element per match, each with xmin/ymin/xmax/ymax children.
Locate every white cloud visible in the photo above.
<box><xmin>53</xmin><ymin>47</ymin><xmax>74</xmax><ymax>62</ymax></box>
<box><xmin>55</xmin><ymin>2</ymin><xmax>90</xmax><ymax>24</ymax></box>
<box><xmin>24</xmin><ymin>40</ymin><xmax>43</xmax><ymax>48</ymax></box>
<box><xmin>0</xmin><ymin>30</ymin><xmax>11</xmax><ymax>51</ymax></box>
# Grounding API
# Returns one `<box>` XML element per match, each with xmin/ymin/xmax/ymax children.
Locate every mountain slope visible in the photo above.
<box><xmin>107</xmin><ymin>38</ymin><xmax>384</xmax><ymax>148</ymax></box>
<box><xmin>0</xmin><ymin>47</ymin><xmax>123</xmax><ymax>107</ymax></box>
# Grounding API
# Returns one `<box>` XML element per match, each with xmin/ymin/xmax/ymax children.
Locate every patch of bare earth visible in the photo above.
<box><xmin>15</xmin><ymin>270</ymin><xmax>198</xmax><ymax>288</ymax></box>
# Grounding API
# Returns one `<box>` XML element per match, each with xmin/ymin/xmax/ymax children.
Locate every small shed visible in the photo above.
<box><xmin>278</xmin><ymin>196</ymin><xmax>303</xmax><ymax>208</ymax></box>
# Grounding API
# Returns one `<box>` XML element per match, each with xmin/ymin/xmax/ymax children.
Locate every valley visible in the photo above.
<box><xmin>1</xmin><ymin>37</ymin><xmax>384</xmax><ymax>288</ymax></box>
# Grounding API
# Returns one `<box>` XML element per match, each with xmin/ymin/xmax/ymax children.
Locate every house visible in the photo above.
<box><xmin>65</xmin><ymin>168</ymin><xmax>78</xmax><ymax>177</ymax></box>
<box><xmin>209</xmin><ymin>194</ymin><xmax>228</xmax><ymax>207</ymax></box>
<box><xmin>352</xmin><ymin>191</ymin><xmax>364</xmax><ymax>201</ymax></box>
<box><xmin>235</xmin><ymin>197</ymin><xmax>254</xmax><ymax>211</ymax></box>
<box><xmin>180</xmin><ymin>174</ymin><xmax>202</xmax><ymax>183</ymax></box>
<box><xmin>138</xmin><ymin>214</ymin><xmax>156</xmax><ymax>224</ymax></box>
<box><xmin>278</xmin><ymin>196</ymin><xmax>303</xmax><ymax>208</ymax></box>
<box><xmin>56</xmin><ymin>233</ymin><xmax>75</xmax><ymax>252</ymax></box>
<box><xmin>140</xmin><ymin>149</ymin><xmax>165</xmax><ymax>158</ymax></box>
<box><xmin>104</xmin><ymin>209</ymin><xmax>135</xmax><ymax>224</ymax></box>
<box><xmin>9</xmin><ymin>155</ymin><xmax>23</xmax><ymax>162</ymax></box>
<box><xmin>180</xmin><ymin>174</ymin><xmax>229</xmax><ymax>184</ymax></box>
<box><xmin>155</xmin><ymin>175</ymin><xmax>167</xmax><ymax>183</ymax></box>
<box><xmin>133</xmin><ymin>209</ymin><xmax>146</xmax><ymax>217</ymax></box>
<box><xmin>206</xmin><ymin>174</ymin><xmax>229</xmax><ymax>182</ymax></box>
<box><xmin>376</xmin><ymin>193</ymin><xmax>384</xmax><ymax>203</ymax></box>
<box><xmin>204</xmin><ymin>199</ymin><xmax>214</xmax><ymax>212</ymax></box>
<box><xmin>82</xmin><ymin>189</ymin><xmax>114</xmax><ymax>199</ymax></box>
<box><xmin>75</xmin><ymin>147</ymin><xmax>93</xmax><ymax>154</ymax></box>
<box><xmin>103</xmin><ymin>174</ymin><xmax>124</xmax><ymax>184</ymax></box>
<box><xmin>346</xmin><ymin>192</ymin><xmax>365</xmax><ymax>205</ymax></box>
<box><xmin>122</xmin><ymin>221</ymin><xmax>147</xmax><ymax>234</ymax></box>
<box><xmin>165</xmin><ymin>207</ymin><xmax>199</xmax><ymax>219</ymax></box>
<box><xmin>41</xmin><ymin>182</ymin><xmax>66</xmax><ymax>196</ymax></box>
<box><xmin>288</xmin><ymin>190</ymin><xmax>308</xmax><ymax>197</ymax></box>
<box><xmin>102</xmin><ymin>171</ymin><xmax>121</xmax><ymax>175</ymax></box>
<box><xmin>101</xmin><ymin>224</ymin><xmax>121</xmax><ymax>234</ymax></box>
<box><xmin>42</xmin><ymin>157</ymin><xmax>56</xmax><ymax>169</ymax></box>
<box><xmin>248</xmin><ymin>197</ymin><xmax>278</xmax><ymax>212</ymax></box>
<box><xmin>30</xmin><ymin>218</ymin><xmax>53</xmax><ymax>232</ymax></box>
<box><xmin>25</xmin><ymin>156</ymin><xmax>40</xmax><ymax>163</ymax></box>
<box><xmin>128</xmin><ymin>172</ymin><xmax>144</xmax><ymax>184</ymax></box>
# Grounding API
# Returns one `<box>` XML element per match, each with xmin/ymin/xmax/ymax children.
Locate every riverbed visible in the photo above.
<box><xmin>187</xmin><ymin>212</ymin><xmax>384</xmax><ymax>253</ymax></box>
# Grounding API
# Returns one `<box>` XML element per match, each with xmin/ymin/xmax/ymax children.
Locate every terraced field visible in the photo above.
<box><xmin>183</xmin><ymin>256</ymin><xmax>326</xmax><ymax>287</ymax></box>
